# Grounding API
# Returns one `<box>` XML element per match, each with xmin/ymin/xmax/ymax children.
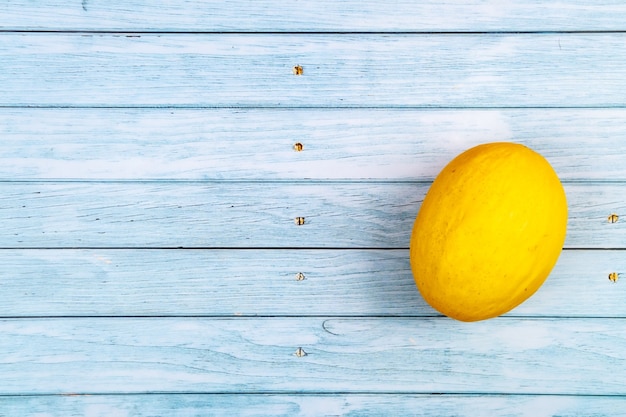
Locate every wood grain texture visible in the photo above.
<box><xmin>0</xmin><ymin>317</ymin><xmax>624</xmax><ymax>395</ymax></box>
<box><xmin>0</xmin><ymin>249</ymin><xmax>623</xmax><ymax>318</ymax></box>
<box><xmin>3</xmin><ymin>0</ymin><xmax>626</xmax><ymax>411</ymax></box>
<box><xmin>0</xmin><ymin>394</ymin><xmax>624</xmax><ymax>417</ymax></box>
<box><xmin>2</xmin><ymin>1</ymin><xmax>626</xmax><ymax>32</ymax></box>
<box><xmin>2</xmin><ymin>33</ymin><xmax>626</xmax><ymax>107</ymax></box>
<box><xmin>2</xmin><ymin>108</ymin><xmax>626</xmax><ymax>181</ymax></box>
<box><xmin>0</xmin><ymin>182</ymin><xmax>623</xmax><ymax>248</ymax></box>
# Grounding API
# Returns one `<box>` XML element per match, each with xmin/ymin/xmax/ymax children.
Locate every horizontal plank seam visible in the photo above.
<box><xmin>0</xmin><ymin>246</ymin><xmax>586</xmax><ymax>250</ymax></box>
<box><xmin>0</xmin><ymin>315</ymin><xmax>443</xmax><ymax>319</ymax></box>
<box><xmin>0</xmin><ymin>179</ymin><xmax>441</xmax><ymax>185</ymax></box>
<box><xmin>6</xmin><ymin>105</ymin><xmax>626</xmax><ymax>110</ymax></box>
<box><xmin>0</xmin><ymin>246</ymin><xmax>413</xmax><ymax>250</ymax></box>
<box><xmin>0</xmin><ymin>247</ymin><xmax>621</xmax><ymax>251</ymax></box>
<box><xmin>3</xmin><ymin>30</ymin><xmax>626</xmax><ymax>35</ymax></box>
<box><xmin>1</xmin><ymin>391</ymin><xmax>626</xmax><ymax>397</ymax></box>
<box><xmin>0</xmin><ymin>391</ymin><xmax>626</xmax><ymax>399</ymax></box>
<box><xmin>0</xmin><ymin>247</ymin><xmax>619</xmax><ymax>251</ymax></box>
<box><xmin>0</xmin><ymin>179</ymin><xmax>623</xmax><ymax>185</ymax></box>
<box><xmin>0</xmin><ymin>315</ymin><xmax>624</xmax><ymax>320</ymax></box>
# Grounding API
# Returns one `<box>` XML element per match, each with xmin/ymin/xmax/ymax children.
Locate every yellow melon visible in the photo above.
<box><xmin>409</xmin><ymin>142</ymin><xmax>567</xmax><ymax>322</ymax></box>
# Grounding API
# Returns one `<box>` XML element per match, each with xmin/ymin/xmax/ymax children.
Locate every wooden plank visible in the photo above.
<box><xmin>3</xmin><ymin>1</ymin><xmax>626</xmax><ymax>32</ymax></box>
<box><xmin>2</xmin><ymin>33</ymin><xmax>626</xmax><ymax>107</ymax></box>
<box><xmin>0</xmin><ymin>182</ymin><xmax>623</xmax><ymax>249</ymax></box>
<box><xmin>2</xmin><ymin>108</ymin><xmax>626</xmax><ymax>181</ymax></box>
<box><xmin>0</xmin><ymin>394</ymin><xmax>624</xmax><ymax>417</ymax></box>
<box><xmin>0</xmin><ymin>249</ymin><xmax>624</xmax><ymax>318</ymax></box>
<box><xmin>0</xmin><ymin>317</ymin><xmax>625</xmax><ymax>395</ymax></box>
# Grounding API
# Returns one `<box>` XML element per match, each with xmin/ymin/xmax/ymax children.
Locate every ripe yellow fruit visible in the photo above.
<box><xmin>409</xmin><ymin>142</ymin><xmax>568</xmax><ymax>322</ymax></box>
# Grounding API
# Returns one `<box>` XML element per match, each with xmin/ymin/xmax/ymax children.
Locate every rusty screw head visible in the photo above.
<box><xmin>609</xmin><ymin>272</ymin><xmax>619</xmax><ymax>283</ymax></box>
<box><xmin>293</xmin><ymin>142</ymin><xmax>304</xmax><ymax>152</ymax></box>
<box><xmin>294</xmin><ymin>217</ymin><xmax>305</xmax><ymax>226</ymax></box>
<box><xmin>293</xmin><ymin>65</ymin><xmax>303</xmax><ymax>76</ymax></box>
<box><xmin>608</xmin><ymin>213</ymin><xmax>619</xmax><ymax>223</ymax></box>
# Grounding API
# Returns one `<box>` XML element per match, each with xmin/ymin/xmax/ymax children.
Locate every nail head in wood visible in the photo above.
<box><xmin>294</xmin><ymin>347</ymin><xmax>308</xmax><ymax>357</ymax></box>
<box><xmin>295</xmin><ymin>272</ymin><xmax>306</xmax><ymax>281</ymax></box>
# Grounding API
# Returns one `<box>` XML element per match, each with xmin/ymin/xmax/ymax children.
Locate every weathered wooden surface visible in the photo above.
<box><xmin>2</xmin><ymin>33</ymin><xmax>626</xmax><ymax>107</ymax></box>
<box><xmin>0</xmin><ymin>317</ymin><xmax>625</xmax><ymax>395</ymax></box>
<box><xmin>3</xmin><ymin>1</ymin><xmax>626</xmax><ymax>415</ymax></box>
<box><xmin>1</xmin><ymin>394</ymin><xmax>624</xmax><ymax>417</ymax></box>
<box><xmin>0</xmin><ymin>249</ymin><xmax>623</xmax><ymax>318</ymax></box>
<box><xmin>1</xmin><ymin>108</ymin><xmax>626</xmax><ymax>181</ymax></box>
<box><xmin>2</xmin><ymin>1</ymin><xmax>626</xmax><ymax>32</ymax></box>
<box><xmin>0</xmin><ymin>182</ymin><xmax>623</xmax><ymax>248</ymax></box>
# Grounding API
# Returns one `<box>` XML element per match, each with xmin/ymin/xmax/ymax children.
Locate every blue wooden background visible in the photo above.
<box><xmin>2</xmin><ymin>1</ymin><xmax>626</xmax><ymax>415</ymax></box>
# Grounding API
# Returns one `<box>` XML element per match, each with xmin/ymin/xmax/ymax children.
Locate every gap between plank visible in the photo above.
<box><xmin>0</xmin><ymin>179</ymin><xmax>623</xmax><ymax>185</ymax></box>
<box><xmin>0</xmin><ymin>247</ymin><xmax>621</xmax><ymax>251</ymax></box>
<box><xmin>5</xmin><ymin>105</ymin><xmax>626</xmax><ymax>110</ymax></box>
<box><xmin>0</xmin><ymin>314</ymin><xmax>624</xmax><ymax>319</ymax></box>
<box><xmin>1</xmin><ymin>391</ymin><xmax>626</xmax><ymax>397</ymax></box>
<box><xmin>2</xmin><ymin>30</ymin><xmax>626</xmax><ymax>35</ymax></box>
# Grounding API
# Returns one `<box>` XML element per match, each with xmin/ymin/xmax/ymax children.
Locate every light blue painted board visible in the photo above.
<box><xmin>2</xmin><ymin>33</ymin><xmax>626</xmax><ymax>107</ymax></box>
<box><xmin>1</xmin><ymin>394</ymin><xmax>625</xmax><ymax>417</ymax></box>
<box><xmin>2</xmin><ymin>108</ymin><xmax>626</xmax><ymax>181</ymax></box>
<box><xmin>3</xmin><ymin>1</ymin><xmax>626</xmax><ymax>32</ymax></box>
<box><xmin>0</xmin><ymin>249</ymin><xmax>419</xmax><ymax>317</ymax></box>
<box><xmin>0</xmin><ymin>317</ymin><xmax>625</xmax><ymax>395</ymax></box>
<box><xmin>1</xmin><ymin>0</ymin><xmax>623</xmax><ymax>407</ymax></box>
<box><xmin>0</xmin><ymin>249</ymin><xmax>623</xmax><ymax>318</ymax></box>
<box><xmin>0</xmin><ymin>182</ymin><xmax>623</xmax><ymax>248</ymax></box>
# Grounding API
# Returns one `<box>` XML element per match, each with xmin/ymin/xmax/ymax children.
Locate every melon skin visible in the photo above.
<box><xmin>409</xmin><ymin>142</ymin><xmax>568</xmax><ymax>322</ymax></box>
